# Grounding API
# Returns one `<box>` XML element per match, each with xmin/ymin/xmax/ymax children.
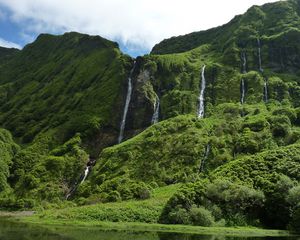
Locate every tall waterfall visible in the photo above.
<box><xmin>199</xmin><ymin>144</ymin><xmax>210</xmax><ymax>172</ymax></box>
<box><xmin>151</xmin><ymin>94</ymin><xmax>160</xmax><ymax>124</ymax></box>
<box><xmin>242</xmin><ymin>51</ymin><xmax>247</xmax><ymax>74</ymax></box>
<box><xmin>118</xmin><ymin>61</ymin><xmax>136</xmax><ymax>144</ymax></box>
<box><xmin>240</xmin><ymin>51</ymin><xmax>247</xmax><ymax>104</ymax></box>
<box><xmin>241</xmin><ymin>79</ymin><xmax>245</xmax><ymax>104</ymax></box>
<box><xmin>198</xmin><ymin>65</ymin><xmax>206</xmax><ymax>118</ymax></box>
<box><xmin>257</xmin><ymin>38</ymin><xmax>263</xmax><ymax>73</ymax></box>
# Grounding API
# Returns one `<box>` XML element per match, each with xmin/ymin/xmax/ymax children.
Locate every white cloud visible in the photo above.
<box><xmin>0</xmin><ymin>0</ymin><xmax>279</xmax><ymax>53</ymax></box>
<box><xmin>0</xmin><ymin>37</ymin><xmax>21</xmax><ymax>49</ymax></box>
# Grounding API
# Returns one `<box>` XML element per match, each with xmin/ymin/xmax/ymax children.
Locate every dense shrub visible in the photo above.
<box><xmin>189</xmin><ymin>206</ymin><xmax>215</xmax><ymax>226</ymax></box>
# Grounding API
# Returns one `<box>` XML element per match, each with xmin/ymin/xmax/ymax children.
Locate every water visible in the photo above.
<box><xmin>240</xmin><ymin>50</ymin><xmax>247</xmax><ymax>105</ymax></box>
<box><xmin>151</xmin><ymin>94</ymin><xmax>160</xmax><ymax>124</ymax></box>
<box><xmin>257</xmin><ymin>38</ymin><xmax>268</xmax><ymax>103</ymax></box>
<box><xmin>263</xmin><ymin>80</ymin><xmax>268</xmax><ymax>103</ymax></box>
<box><xmin>241</xmin><ymin>51</ymin><xmax>247</xmax><ymax>74</ymax></box>
<box><xmin>200</xmin><ymin>144</ymin><xmax>210</xmax><ymax>172</ymax></box>
<box><xmin>257</xmin><ymin>38</ymin><xmax>263</xmax><ymax>73</ymax></box>
<box><xmin>0</xmin><ymin>219</ymin><xmax>295</xmax><ymax>240</ymax></box>
<box><xmin>241</xmin><ymin>79</ymin><xmax>245</xmax><ymax>104</ymax></box>
<box><xmin>198</xmin><ymin>65</ymin><xmax>206</xmax><ymax>118</ymax></box>
<box><xmin>66</xmin><ymin>158</ymin><xmax>95</xmax><ymax>199</ymax></box>
<box><xmin>80</xmin><ymin>166</ymin><xmax>90</xmax><ymax>184</ymax></box>
<box><xmin>118</xmin><ymin>61</ymin><xmax>136</xmax><ymax>144</ymax></box>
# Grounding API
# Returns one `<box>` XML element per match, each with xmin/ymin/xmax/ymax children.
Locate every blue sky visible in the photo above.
<box><xmin>0</xmin><ymin>0</ymin><xmax>278</xmax><ymax>57</ymax></box>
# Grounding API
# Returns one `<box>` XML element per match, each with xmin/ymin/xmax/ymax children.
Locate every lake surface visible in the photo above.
<box><xmin>0</xmin><ymin>218</ymin><xmax>297</xmax><ymax>240</ymax></box>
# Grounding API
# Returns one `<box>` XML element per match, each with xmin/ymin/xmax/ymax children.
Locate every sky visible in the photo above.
<box><xmin>0</xmin><ymin>0</ymin><xmax>279</xmax><ymax>57</ymax></box>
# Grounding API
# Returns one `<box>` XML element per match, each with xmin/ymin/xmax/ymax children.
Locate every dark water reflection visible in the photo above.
<box><xmin>0</xmin><ymin>218</ymin><xmax>297</xmax><ymax>240</ymax></box>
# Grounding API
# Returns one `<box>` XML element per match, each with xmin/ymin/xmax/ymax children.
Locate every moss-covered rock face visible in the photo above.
<box><xmin>0</xmin><ymin>33</ymin><xmax>137</xmax><ymax>155</ymax></box>
<box><xmin>2</xmin><ymin>1</ymin><xmax>300</xmax><ymax>229</ymax></box>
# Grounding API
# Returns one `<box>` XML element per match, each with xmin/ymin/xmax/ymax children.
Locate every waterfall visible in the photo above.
<box><xmin>241</xmin><ymin>79</ymin><xmax>245</xmax><ymax>104</ymax></box>
<box><xmin>257</xmin><ymin>38</ymin><xmax>268</xmax><ymax>103</ymax></box>
<box><xmin>80</xmin><ymin>166</ymin><xmax>90</xmax><ymax>184</ymax></box>
<box><xmin>151</xmin><ymin>95</ymin><xmax>160</xmax><ymax>124</ymax></box>
<box><xmin>257</xmin><ymin>38</ymin><xmax>263</xmax><ymax>73</ymax></box>
<box><xmin>118</xmin><ymin>61</ymin><xmax>136</xmax><ymax>144</ymax></box>
<box><xmin>198</xmin><ymin>65</ymin><xmax>206</xmax><ymax>118</ymax></box>
<box><xmin>200</xmin><ymin>144</ymin><xmax>210</xmax><ymax>172</ymax></box>
<box><xmin>66</xmin><ymin>158</ymin><xmax>96</xmax><ymax>200</ymax></box>
<box><xmin>263</xmin><ymin>80</ymin><xmax>268</xmax><ymax>103</ymax></box>
<box><xmin>240</xmin><ymin>50</ymin><xmax>247</xmax><ymax>104</ymax></box>
<box><xmin>242</xmin><ymin>51</ymin><xmax>247</xmax><ymax>74</ymax></box>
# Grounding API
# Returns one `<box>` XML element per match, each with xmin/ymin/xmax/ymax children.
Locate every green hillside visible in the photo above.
<box><xmin>1</xmin><ymin>0</ymin><xmax>300</xmax><ymax>233</ymax></box>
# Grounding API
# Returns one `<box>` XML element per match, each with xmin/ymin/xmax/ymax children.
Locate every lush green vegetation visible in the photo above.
<box><xmin>1</xmin><ymin>0</ymin><xmax>300</xmax><ymax>234</ymax></box>
<box><xmin>0</xmin><ymin>129</ymin><xmax>19</xmax><ymax>194</ymax></box>
<box><xmin>32</xmin><ymin>184</ymin><xmax>180</xmax><ymax>223</ymax></box>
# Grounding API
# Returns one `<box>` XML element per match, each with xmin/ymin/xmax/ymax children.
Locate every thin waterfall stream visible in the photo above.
<box><xmin>66</xmin><ymin>158</ymin><xmax>95</xmax><ymax>199</ymax></box>
<box><xmin>118</xmin><ymin>61</ymin><xmax>136</xmax><ymax>143</ymax></box>
<box><xmin>198</xmin><ymin>65</ymin><xmax>206</xmax><ymax>118</ymax></box>
<box><xmin>257</xmin><ymin>38</ymin><xmax>263</xmax><ymax>73</ymax></box>
<box><xmin>241</xmin><ymin>51</ymin><xmax>247</xmax><ymax>104</ymax></box>
<box><xmin>151</xmin><ymin>94</ymin><xmax>160</xmax><ymax>124</ymax></box>
<box><xmin>242</xmin><ymin>51</ymin><xmax>247</xmax><ymax>74</ymax></box>
<box><xmin>199</xmin><ymin>144</ymin><xmax>210</xmax><ymax>172</ymax></box>
<box><xmin>241</xmin><ymin>79</ymin><xmax>245</xmax><ymax>104</ymax></box>
<box><xmin>80</xmin><ymin>166</ymin><xmax>91</xmax><ymax>184</ymax></box>
<box><xmin>258</xmin><ymin>38</ymin><xmax>268</xmax><ymax>103</ymax></box>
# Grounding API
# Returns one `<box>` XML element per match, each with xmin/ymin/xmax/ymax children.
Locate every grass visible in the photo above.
<box><xmin>29</xmin><ymin>185</ymin><xmax>181</xmax><ymax>224</ymax></box>
<box><xmin>10</xmin><ymin>184</ymin><xmax>293</xmax><ymax>237</ymax></box>
<box><xmin>17</xmin><ymin>217</ymin><xmax>292</xmax><ymax>237</ymax></box>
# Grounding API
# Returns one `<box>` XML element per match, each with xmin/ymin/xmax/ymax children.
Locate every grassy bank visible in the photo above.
<box><xmin>33</xmin><ymin>184</ymin><xmax>180</xmax><ymax>223</ymax></box>
<box><xmin>6</xmin><ymin>184</ymin><xmax>291</xmax><ymax>237</ymax></box>
<box><xmin>18</xmin><ymin>217</ymin><xmax>291</xmax><ymax>237</ymax></box>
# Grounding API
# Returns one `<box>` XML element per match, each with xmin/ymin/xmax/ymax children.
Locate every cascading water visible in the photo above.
<box><xmin>263</xmin><ymin>80</ymin><xmax>268</xmax><ymax>103</ymax></box>
<box><xmin>80</xmin><ymin>166</ymin><xmax>90</xmax><ymax>184</ymax></box>
<box><xmin>198</xmin><ymin>65</ymin><xmax>206</xmax><ymax>118</ymax></box>
<box><xmin>66</xmin><ymin>158</ymin><xmax>96</xmax><ymax>200</ymax></box>
<box><xmin>257</xmin><ymin>38</ymin><xmax>263</xmax><ymax>73</ymax></box>
<box><xmin>257</xmin><ymin>38</ymin><xmax>269</xmax><ymax>103</ymax></box>
<box><xmin>242</xmin><ymin>51</ymin><xmax>247</xmax><ymax>74</ymax></box>
<box><xmin>118</xmin><ymin>61</ymin><xmax>136</xmax><ymax>144</ymax></box>
<box><xmin>151</xmin><ymin>94</ymin><xmax>160</xmax><ymax>124</ymax></box>
<box><xmin>241</xmin><ymin>78</ymin><xmax>245</xmax><ymax>104</ymax></box>
<box><xmin>240</xmin><ymin>51</ymin><xmax>247</xmax><ymax>104</ymax></box>
<box><xmin>199</xmin><ymin>144</ymin><xmax>210</xmax><ymax>172</ymax></box>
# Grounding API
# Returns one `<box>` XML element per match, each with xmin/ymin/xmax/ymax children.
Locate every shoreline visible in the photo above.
<box><xmin>13</xmin><ymin>216</ymin><xmax>293</xmax><ymax>237</ymax></box>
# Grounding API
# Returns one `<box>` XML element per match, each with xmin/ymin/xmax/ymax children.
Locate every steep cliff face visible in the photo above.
<box><xmin>1</xmin><ymin>0</ymin><xmax>300</xmax><ymax>217</ymax></box>
<box><xmin>0</xmin><ymin>32</ymin><xmax>132</xmax><ymax>149</ymax></box>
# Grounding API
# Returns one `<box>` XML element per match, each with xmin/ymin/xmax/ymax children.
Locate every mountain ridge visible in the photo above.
<box><xmin>1</xmin><ymin>0</ymin><xmax>300</xmax><ymax>232</ymax></box>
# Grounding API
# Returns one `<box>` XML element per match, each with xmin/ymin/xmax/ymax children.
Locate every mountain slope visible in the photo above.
<box><xmin>0</xmin><ymin>32</ymin><xmax>129</xmax><ymax>149</ymax></box>
<box><xmin>1</xmin><ymin>0</ymin><xmax>300</xmax><ymax>232</ymax></box>
<box><xmin>152</xmin><ymin>0</ymin><xmax>300</xmax><ymax>55</ymax></box>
